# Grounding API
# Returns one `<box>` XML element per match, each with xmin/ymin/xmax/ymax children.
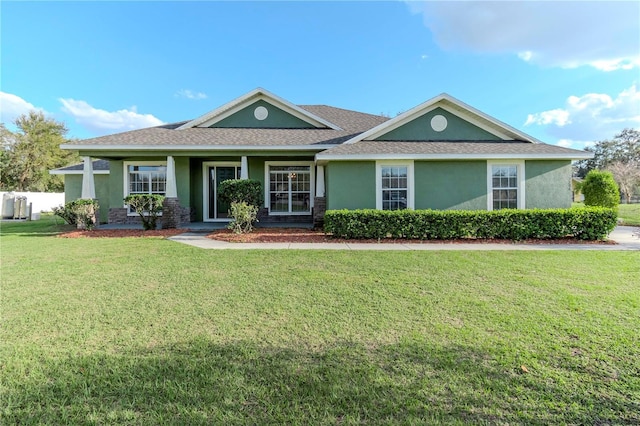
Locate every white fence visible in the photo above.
<box><xmin>1</xmin><ymin>191</ymin><xmax>64</xmax><ymax>219</ymax></box>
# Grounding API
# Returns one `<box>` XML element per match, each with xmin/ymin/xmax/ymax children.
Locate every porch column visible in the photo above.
<box><xmin>316</xmin><ymin>165</ymin><xmax>325</xmax><ymax>197</ymax></box>
<box><xmin>313</xmin><ymin>165</ymin><xmax>326</xmax><ymax>228</ymax></box>
<box><xmin>81</xmin><ymin>156</ymin><xmax>96</xmax><ymax>199</ymax></box>
<box><xmin>165</xmin><ymin>155</ymin><xmax>177</xmax><ymax>198</ymax></box>
<box><xmin>240</xmin><ymin>156</ymin><xmax>248</xmax><ymax>179</ymax></box>
<box><xmin>162</xmin><ymin>155</ymin><xmax>180</xmax><ymax>229</ymax></box>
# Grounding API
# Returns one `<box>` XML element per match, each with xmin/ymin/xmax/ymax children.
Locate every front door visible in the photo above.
<box><xmin>205</xmin><ymin>163</ymin><xmax>241</xmax><ymax>220</ymax></box>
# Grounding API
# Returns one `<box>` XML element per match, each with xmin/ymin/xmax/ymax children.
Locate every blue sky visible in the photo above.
<box><xmin>1</xmin><ymin>1</ymin><xmax>639</xmax><ymax>150</ymax></box>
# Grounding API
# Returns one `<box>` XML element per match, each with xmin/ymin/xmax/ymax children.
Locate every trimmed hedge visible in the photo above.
<box><xmin>324</xmin><ymin>208</ymin><xmax>618</xmax><ymax>241</ymax></box>
<box><xmin>218</xmin><ymin>179</ymin><xmax>263</xmax><ymax>209</ymax></box>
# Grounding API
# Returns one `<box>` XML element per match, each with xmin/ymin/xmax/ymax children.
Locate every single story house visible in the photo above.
<box><xmin>56</xmin><ymin>88</ymin><xmax>592</xmax><ymax>227</ymax></box>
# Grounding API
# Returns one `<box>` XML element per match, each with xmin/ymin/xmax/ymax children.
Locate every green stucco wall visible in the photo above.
<box><xmin>175</xmin><ymin>157</ymin><xmax>190</xmax><ymax>209</ymax></box>
<box><xmin>414</xmin><ymin>161</ymin><xmax>487</xmax><ymax>210</ymax></box>
<box><xmin>525</xmin><ymin>160</ymin><xmax>572</xmax><ymax>209</ymax></box>
<box><xmin>326</xmin><ymin>162</ymin><xmax>376</xmax><ymax>210</ymax></box>
<box><xmin>375</xmin><ymin>107</ymin><xmax>501</xmax><ymax>141</ymax></box>
<box><xmin>64</xmin><ymin>174</ymin><xmax>110</xmax><ymax>223</ymax></box>
<box><xmin>108</xmin><ymin>160</ymin><xmax>124</xmax><ymax>209</ymax></box>
<box><xmin>213</xmin><ymin>100</ymin><xmax>315</xmax><ymax>129</ymax></box>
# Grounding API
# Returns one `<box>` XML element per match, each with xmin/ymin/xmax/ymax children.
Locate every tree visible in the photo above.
<box><xmin>607</xmin><ymin>161</ymin><xmax>640</xmax><ymax>203</ymax></box>
<box><xmin>0</xmin><ymin>111</ymin><xmax>78</xmax><ymax>191</ymax></box>
<box><xmin>575</xmin><ymin>128</ymin><xmax>640</xmax><ymax>178</ymax></box>
<box><xmin>582</xmin><ymin>170</ymin><xmax>619</xmax><ymax>208</ymax></box>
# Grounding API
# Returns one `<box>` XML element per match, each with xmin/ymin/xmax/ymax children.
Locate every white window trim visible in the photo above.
<box><xmin>264</xmin><ymin>161</ymin><xmax>315</xmax><ymax>215</ymax></box>
<box><xmin>487</xmin><ymin>160</ymin><xmax>525</xmax><ymax>210</ymax></box>
<box><xmin>202</xmin><ymin>161</ymin><xmax>242</xmax><ymax>222</ymax></box>
<box><xmin>123</xmin><ymin>161</ymin><xmax>167</xmax><ymax>216</ymax></box>
<box><xmin>375</xmin><ymin>160</ymin><xmax>415</xmax><ymax>210</ymax></box>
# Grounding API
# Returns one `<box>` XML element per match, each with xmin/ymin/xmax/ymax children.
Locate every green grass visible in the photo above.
<box><xmin>617</xmin><ymin>203</ymin><xmax>640</xmax><ymax>226</ymax></box>
<box><xmin>2</xmin><ymin>217</ymin><xmax>639</xmax><ymax>424</ymax></box>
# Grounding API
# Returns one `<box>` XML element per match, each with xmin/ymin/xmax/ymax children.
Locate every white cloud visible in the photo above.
<box><xmin>407</xmin><ymin>1</ymin><xmax>640</xmax><ymax>71</ymax></box>
<box><xmin>59</xmin><ymin>98</ymin><xmax>164</xmax><ymax>135</ymax></box>
<box><xmin>175</xmin><ymin>89</ymin><xmax>208</xmax><ymax>100</ymax></box>
<box><xmin>0</xmin><ymin>92</ymin><xmax>47</xmax><ymax>124</ymax></box>
<box><xmin>525</xmin><ymin>84</ymin><xmax>640</xmax><ymax>144</ymax></box>
<box><xmin>525</xmin><ymin>108</ymin><xmax>570</xmax><ymax>127</ymax></box>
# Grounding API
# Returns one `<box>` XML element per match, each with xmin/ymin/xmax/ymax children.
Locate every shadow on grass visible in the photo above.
<box><xmin>3</xmin><ymin>340</ymin><xmax>637</xmax><ymax>425</ymax></box>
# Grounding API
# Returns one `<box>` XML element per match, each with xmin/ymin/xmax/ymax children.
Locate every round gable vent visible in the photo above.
<box><xmin>430</xmin><ymin>114</ymin><xmax>448</xmax><ymax>132</ymax></box>
<box><xmin>254</xmin><ymin>106</ymin><xmax>269</xmax><ymax>121</ymax></box>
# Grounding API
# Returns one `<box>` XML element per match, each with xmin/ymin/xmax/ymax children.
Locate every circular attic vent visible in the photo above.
<box><xmin>254</xmin><ymin>106</ymin><xmax>269</xmax><ymax>121</ymax></box>
<box><xmin>430</xmin><ymin>114</ymin><xmax>448</xmax><ymax>132</ymax></box>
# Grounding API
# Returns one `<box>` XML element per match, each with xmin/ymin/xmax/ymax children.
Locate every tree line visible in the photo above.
<box><xmin>0</xmin><ymin>111</ymin><xmax>79</xmax><ymax>192</ymax></box>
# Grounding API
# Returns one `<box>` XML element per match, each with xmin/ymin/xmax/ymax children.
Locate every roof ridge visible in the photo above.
<box><xmin>299</xmin><ymin>104</ymin><xmax>388</xmax><ymax>119</ymax></box>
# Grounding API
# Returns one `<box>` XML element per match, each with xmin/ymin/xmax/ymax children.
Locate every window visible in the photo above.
<box><xmin>267</xmin><ymin>164</ymin><xmax>313</xmax><ymax>214</ymax></box>
<box><xmin>376</xmin><ymin>161</ymin><xmax>414</xmax><ymax>210</ymax></box>
<box><xmin>125</xmin><ymin>163</ymin><xmax>167</xmax><ymax>214</ymax></box>
<box><xmin>488</xmin><ymin>162</ymin><xmax>524</xmax><ymax>210</ymax></box>
<box><xmin>381</xmin><ymin>166</ymin><xmax>408</xmax><ymax>210</ymax></box>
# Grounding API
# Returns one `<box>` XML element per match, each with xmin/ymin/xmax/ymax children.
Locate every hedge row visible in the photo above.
<box><xmin>324</xmin><ymin>208</ymin><xmax>618</xmax><ymax>241</ymax></box>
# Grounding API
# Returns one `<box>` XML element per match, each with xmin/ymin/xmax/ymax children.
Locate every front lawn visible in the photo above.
<box><xmin>1</xmin><ymin>218</ymin><xmax>639</xmax><ymax>424</ymax></box>
<box><xmin>618</xmin><ymin>203</ymin><xmax>640</xmax><ymax>226</ymax></box>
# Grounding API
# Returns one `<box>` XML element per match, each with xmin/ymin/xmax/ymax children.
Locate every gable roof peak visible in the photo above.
<box><xmin>343</xmin><ymin>92</ymin><xmax>543</xmax><ymax>144</ymax></box>
<box><xmin>176</xmin><ymin>87</ymin><xmax>343</xmax><ymax>131</ymax></box>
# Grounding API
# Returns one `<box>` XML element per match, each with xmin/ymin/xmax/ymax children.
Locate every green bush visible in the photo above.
<box><xmin>124</xmin><ymin>194</ymin><xmax>165</xmax><ymax>231</ymax></box>
<box><xmin>218</xmin><ymin>179</ymin><xmax>263</xmax><ymax>209</ymax></box>
<box><xmin>227</xmin><ymin>201</ymin><xmax>259</xmax><ymax>234</ymax></box>
<box><xmin>582</xmin><ymin>170</ymin><xmax>620</xmax><ymax>208</ymax></box>
<box><xmin>53</xmin><ymin>199</ymin><xmax>99</xmax><ymax>230</ymax></box>
<box><xmin>324</xmin><ymin>208</ymin><xmax>618</xmax><ymax>241</ymax></box>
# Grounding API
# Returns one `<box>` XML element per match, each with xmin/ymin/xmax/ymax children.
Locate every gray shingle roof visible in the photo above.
<box><xmin>65</xmin><ymin>106</ymin><xmax>389</xmax><ymax>148</ymax></box>
<box><xmin>317</xmin><ymin>140</ymin><xmax>592</xmax><ymax>159</ymax></box>
<box><xmin>52</xmin><ymin>159</ymin><xmax>110</xmax><ymax>172</ymax></box>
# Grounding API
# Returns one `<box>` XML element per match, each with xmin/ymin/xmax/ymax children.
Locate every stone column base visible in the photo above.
<box><xmin>313</xmin><ymin>197</ymin><xmax>326</xmax><ymax>229</ymax></box>
<box><xmin>162</xmin><ymin>197</ymin><xmax>181</xmax><ymax>229</ymax></box>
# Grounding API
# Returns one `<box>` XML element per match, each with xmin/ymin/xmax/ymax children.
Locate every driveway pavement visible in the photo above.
<box><xmin>167</xmin><ymin>226</ymin><xmax>640</xmax><ymax>251</ymax></box>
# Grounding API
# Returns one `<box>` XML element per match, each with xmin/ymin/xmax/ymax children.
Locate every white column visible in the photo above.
<box><xmin>316</xmin><ymin>165</ymin><xmax>325</xmax><ymax>197</ymax></box>
<box><xmin>81</xmin><ymin>156</ymin><xmax>96</xmax><ymax>199</ymax></box>
<box><xmin>165</xmin><ymin>155</ymin><xmax>177</xmax><ymax>198</ymax></box>
<box><xmin>240</xmin><ymin>156</ymin><xmax>248</xmax><ymax>179</ymax></box>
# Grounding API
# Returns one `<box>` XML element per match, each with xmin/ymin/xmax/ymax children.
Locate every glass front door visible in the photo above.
<box><xmin>207</xmin><ymin>165</ymin><xmax>241</xmax><ymax>220</ymax></box>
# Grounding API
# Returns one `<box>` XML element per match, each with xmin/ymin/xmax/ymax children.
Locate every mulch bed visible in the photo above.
<box><xmin>58</xmin><ymin>229</ymin><xmax>187</xmax><ymax>238</ymax></box>
<box><xmin>206</xmin><ymin>228</ymin><xmax>615</xmax><ymax>245</ymax></box>
<box><xmin>56</xmin><ymin>227</ymin><xmax>615</xmax><ymax>244</ymax></box>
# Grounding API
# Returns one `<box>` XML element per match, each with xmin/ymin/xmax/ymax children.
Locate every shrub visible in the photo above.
<box><xmin>52</xmin><ymin>204</ymin><xmax>78</xmax><ymax>226</ymax></box>
<box><xmin>582</xmin><ymin>170</ymin><xmax>620</xmax><ymax>208</ymax></box>
<box><xmin>218</xmin><ymin>179</ymin><xmax>263</xmax><ymax>209</ymax></box>
<box><xmin>124</xmin><ymin>194</ymin><xmax>165</xmax><ymax>231</ymax></box>
<box><xmin>227</xmin><ymin>201</ymin><xmax>259</xmax><ymax>234</ymax></box>
<box><xmin>324</xmin><ymin>207</ymin><xmax>618</xmax><ymax>241</ymax></box>
<box><xmin>53</xmin><ymin>199</ymin><xmax>99</xmax><ymax>230</ymax></box>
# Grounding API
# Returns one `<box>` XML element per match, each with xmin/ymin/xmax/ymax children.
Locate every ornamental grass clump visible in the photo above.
<box><xmin>227</xmin><ymin>201</ymin><xmax>259</xmax><ymax>234</ymax></box>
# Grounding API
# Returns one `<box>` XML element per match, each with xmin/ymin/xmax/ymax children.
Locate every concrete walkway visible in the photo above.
<box><xmin>167</xmin><ymin>226</ymin><xmax>640</xmax><ymax>251</ymax></box>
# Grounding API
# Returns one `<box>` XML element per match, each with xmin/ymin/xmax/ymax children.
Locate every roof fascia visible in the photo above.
<box><xmin>60</xmin><ymin>144</ymin><xmax>337</xmax><ymax>151</ymax></box>
<box><xmin>343</xmin><ymin>93</ymin><xmax>541</xmax><ymax>145</ymax></box>
<box><xmin>315</xmin><ymin>152</ymin><xmax>593</xmax><ymax>161</ymax></box>
<box><xmin>176</xmin><ymin>88</ymin><xmax>343</xmax><ymax>131</ymax></box>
